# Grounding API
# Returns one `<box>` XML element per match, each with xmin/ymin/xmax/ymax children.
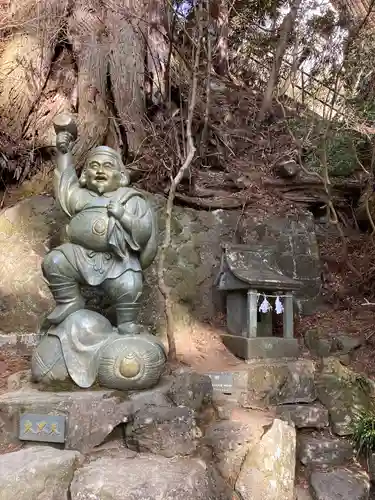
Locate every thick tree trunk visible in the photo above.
<box><xmin>147</xmin><ymin>0</ymin><xmax>169</xmax><ymax>102</ymax></box>
<box><xmin>0</xmin><ymin>0</ymin><xmax>165</xmax><ymax>172</ymax></box>
<box><xmin>257</xmin><ymin>0</ymin><xmax>302</xmax><ymax>122</ymax></box>
<box><xmin>211</xmin><ymin>0</ymin><xmax>229</xmax><ymax>76</ymax></box>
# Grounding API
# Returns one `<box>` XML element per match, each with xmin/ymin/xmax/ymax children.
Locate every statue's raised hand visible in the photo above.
<box><xmin>53</xmin><ymin>113</ymin><xmax>78</xmax><ymax>154</ymax></box>
<box><xmin>107</xmin><ymin>201</ymin><xmax>125</xmax><ymax>220</ymax></box>
<box><xmin>56</xmin><ymin>131</ymin><xmax>73</xmax><ymax>154</ymax></box>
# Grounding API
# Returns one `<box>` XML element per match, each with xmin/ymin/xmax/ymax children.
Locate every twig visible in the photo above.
<box><xmin>157</xmin><ymin>3</ymin><xmax>202</xmax><ymax>363</ymax></box>
<box><xmin>361</xmin><ymin>298</ymin><xmax>375</xmax><ymax>306</ymax></box>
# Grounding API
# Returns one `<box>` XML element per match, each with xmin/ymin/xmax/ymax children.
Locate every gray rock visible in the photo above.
<box><xmin>276</xmin><ymin>404</ymin><xmax>329</xmax><ymax>429</ymax></box>
<box><xmin>126</xmin><ymin>404</ymin><xmax>201</xmax><ymax>457</ymax></box>
<box><xmin>298</xmin><ymin>435</ymin><xmax>353</xmax><ymax>466</ymax></box>
<box><xmin>310</xmin><ymin>468</ymin><xmax>369</xmax><ymax>500</ymax></box>
<box><xmin>211</xmin><ymin>394</ymin><xmax>238</xmax><ymax>419</ymax></box>
<box><xmin>333</xmin><ymin>334</ymin><xmax>364</xmax><ymax>355</ymax></box>
<box><xmin>0</xmin><ymin>195</ymin><xmax>66</xmax><ymax>334</ymax></box>
<box><xmin>70</xmin><ymin>452</ymin><xmax>227</xmax><ymax>499</ymax></box>
<box><xmin>204</xmin><ymin>408</ymin><xmax>270</xmax><ymax>486</ymax></box>
<box><xmin>295</xmin><ymin>485</ymin><xmax>313</xmax><ymax>499</ymax></box>
<box><xmin>304</xmin><ymin>330</ymin><xmax>333</xmax><ymax>357</ymax></box>
<box><xmin>316</xmin><ymin>357</ymin><xmax>373</xmax><ymax>435</ymax></box>
<box><xmin>245</xmin><ymin>360</ymin><xmax>316</xmax><ymax>407</ymax></box>
<box><xmin>127</xmin><ymin>377</ymin><xmax>174</xmax><ymax>410</ymax></box>
<box><xmin>167</xmin><ymin>371</ymin><xmax>213</xmax><ymax>411</ymax></box>
<box><xmin>0</xmin><ymin>446</ymin><xmax>82</xmax><ymax>499</ymax></box>
<box><xmin>235</xmin><ymin>418</ymin><xmax>296</xmax><ymax>500</ymax></box>
<box><xmin>0</xmin><ymin>389</ymin><xmax>133</xmax><ymax>453</ymax></box>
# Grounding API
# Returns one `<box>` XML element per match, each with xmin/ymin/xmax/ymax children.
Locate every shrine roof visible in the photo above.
<box><xmin>218</xmin><ymin>243</ymin><xmax>303</xmax><ymax>292</ymax></box>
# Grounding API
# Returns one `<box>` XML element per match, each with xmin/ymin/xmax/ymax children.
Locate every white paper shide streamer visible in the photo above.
<box><xmin>259</xmin><ymin>295</ymin><xmax>272</xmax><ymax>313</ymax></box>
<box><xmin>257</xmin><ymin>294</ymin><xmax>285</xmax><ymax>315</ymax></box>
<box><xmin>275</xmin><ymin>296</ymin><xmax>284</xmax><ymax>315</ymax></box>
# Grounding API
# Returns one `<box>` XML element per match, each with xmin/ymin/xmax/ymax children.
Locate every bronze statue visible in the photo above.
<box><xmin>42</xmin><ymin>114</ymin><xmax>157</xmax><ymax>335</ymax></box>
<box><xmin>31</xmin><ymin>114</ymin><xmax>166</xmax><ymax>391</ymax></box>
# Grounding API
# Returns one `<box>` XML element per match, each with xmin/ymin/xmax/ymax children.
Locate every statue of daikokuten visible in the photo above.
<box><xmin>32</xmin><ymin>114</ymin><xmax>166</xmax><ymax>391</ymax></box>
<box><xmin>42</xmin><ymin>114</ymin><xmax>157</xmax><ymax>335</ymax></box>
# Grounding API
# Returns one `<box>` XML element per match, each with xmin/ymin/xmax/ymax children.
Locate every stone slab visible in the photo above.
<box><xmin>245</xmin><ymin>359</ymin><xmax>317</xmax><ymax>407</ymax></box>
<box><xmin>298</xmin><ymin>435</ymin><xmax>353</xmax><ymax>466</ymax></box>
<box><xmin>221</xmin><ymin>334</ymin><xmax>300</xmax><ymax>360</ymax></box>
<box><xmin>0</xmin><ymin>389</ymin><xmax>134</xmax><ymax>453</ymax></box>
<box><xmin>204</xmin><ymin>360</ymin><xmax>317</xmax><ymax>408</ymax></box>
<box><xmin>19</xmin><ymin>412</ymin><xmax>66</xmax><ymax>443</ymax></box>
<box><xmin>276</xmin><ymin>404</ymin><xmax>329</xmax><ymax>429</ymax></box>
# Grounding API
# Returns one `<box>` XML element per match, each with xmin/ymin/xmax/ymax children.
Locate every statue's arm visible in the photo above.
<box><xmin>55</xmin><ymin>148</ymin><xmax>76</xmax><ymax>175</ymax></box>
<box><xmin>53</xmin><ymin>126</ymin><xmax>80</xmax><ymax>216</ymax></box>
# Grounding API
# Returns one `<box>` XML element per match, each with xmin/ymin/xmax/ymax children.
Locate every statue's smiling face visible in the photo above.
<box><xmin>85</xmin><ymin>154</ymin><xmax>122</xmax><ymax>194</ymax></box>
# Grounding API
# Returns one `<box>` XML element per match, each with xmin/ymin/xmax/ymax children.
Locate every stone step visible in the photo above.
<box><xmin>203</xmin><ymin>358</ymin><xmax>316</xmax><ymax>408</ymax></box>
<box><xmin>0</xmin><ymin>372</ymin><xmax>214</xmax><ymax>454</ymax></box>
<box><xmin>70</xmin><ymin>450</ymin><xmax>231</xmax><ymax>499</ymax></box>
<box><xmin>297</xmin><ymin>434</ymin><xmax>353</xmax><ymax>467</ymax></box>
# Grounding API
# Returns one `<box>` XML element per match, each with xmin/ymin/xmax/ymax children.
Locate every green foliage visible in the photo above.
<box><xmin>351</xmin><ymin>406</ymin><xmax>375</xmax><ymax>458</ymax></box>
<box><xmin>288</xmin><ymin>118</ymin><xmax>370</xmax><ymax>177</ymax></box>
<box><xmin>348</xmin><ymin>97</ymin><xmax>375</xmax><ymax>123</ymax></box>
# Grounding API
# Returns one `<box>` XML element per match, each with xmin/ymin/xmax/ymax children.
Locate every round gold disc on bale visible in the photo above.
<box><xmin>119</xmin><ymin>357</ymin><xmax>141</xmax><ymax>378</ymax></box>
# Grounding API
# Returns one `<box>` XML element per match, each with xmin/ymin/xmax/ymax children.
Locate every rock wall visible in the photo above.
<box><xmin>0</xmin><ymin>194</ymin><xmax>322</xmax><ymax>339</ymax></box>
<box><xmin>0</xmin><ymin>370</ymin><xmax>297</xmax><ymax>500</ymax></box>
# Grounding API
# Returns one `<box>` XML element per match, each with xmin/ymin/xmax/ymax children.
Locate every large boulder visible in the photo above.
<box><xmin>70</xmin><ymin>452</ymin><xmax>229</xmax><ymax>499</ymax></box>
<box><xmin>316</xmin><ymin>357</ymin><xmax>374</xmax><ymax>435</ymax></box>
<box><xmin>0</xmin><ymin>195</ymin><xmax>321</xmax><ymax>344</ymax></box>
<box><xmin>0</xmin><ymin>195</ymin><xmax>65</xmax><ymax>334</ymax></box>
<box><xmin>203</xmin><ymin>407</ymin><xmax>271</xmax><ymax>486</ymax></box>
<box><xmin>0</xmin><ymin>446</ymin><xmax>82</xmax><ymax>500</ymax></box>
<box><xmin>235</xmin><ymin>418</ymin><xmax>296</xmax><ymax>500</ymax></box>
<box><xmin>245</xmin><ymin>359</ymin><xmax>317</xmax><ymax>407</ymax></box>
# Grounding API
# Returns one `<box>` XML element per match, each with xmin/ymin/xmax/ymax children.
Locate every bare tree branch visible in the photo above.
<box><xmin>157</xmin><ymin>3</ymin><xmax>202</xmax><ymax>363</ymax></box>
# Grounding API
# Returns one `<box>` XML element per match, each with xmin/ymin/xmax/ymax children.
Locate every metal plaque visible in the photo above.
<box><xmin>19</xmin><ymin>413</ymin><xmax>66</xmax><ymax>444</ymax></box>
<box><xmin>207</xmin><ymin>372</ymin><xmax>234</xmax><ymax>394</ymax></box>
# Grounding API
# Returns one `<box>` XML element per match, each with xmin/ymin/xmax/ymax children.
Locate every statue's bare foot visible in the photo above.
<box><xmin>47</xmin><ymin>299</ymin><xmax>85</xmax><ymax>324</ymax></box>
<box><xmin>118</xmin><ymin>322</ymin><xmax>143</xmax><ymax>335</ymax></box>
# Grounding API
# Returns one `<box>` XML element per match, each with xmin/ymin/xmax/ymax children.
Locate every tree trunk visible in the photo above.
<box><xmin>0</xmin><ymin>0</ymin><xmax>166</xmax><ymax>172</ymax></box>
<box><xmin>257</xmin><ymin>0</ymin><xmax>302</xmax><ymax>122</ymax></box>
<box><xmin>212</xmin><ymin>0</ymin><xmax>229</xmax><ymax>76</ymax></box>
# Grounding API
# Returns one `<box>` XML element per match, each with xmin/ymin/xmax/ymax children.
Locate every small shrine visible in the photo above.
<box><xmin>215</xmin><ymin>243</ymin><xmax>303</xmax><ymax>359</ymax></box>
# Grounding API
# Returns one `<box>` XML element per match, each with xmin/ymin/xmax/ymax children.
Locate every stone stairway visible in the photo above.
<box><xmin>0</xmin><ymin>354</ymin><xmax>372</xmax><ymax>499</ymax></box>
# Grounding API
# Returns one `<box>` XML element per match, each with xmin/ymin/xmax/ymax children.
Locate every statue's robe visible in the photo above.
<box><xmin>53</xmin><ymin>164</ymin><xmax>157</xmax><ymax>287</ymax></box>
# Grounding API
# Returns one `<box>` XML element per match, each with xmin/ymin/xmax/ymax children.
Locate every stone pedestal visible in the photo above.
<box><xmin>221</xmin><ymin>335</ymin><xmax>300</xmax><ymax>360</ymax></box>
